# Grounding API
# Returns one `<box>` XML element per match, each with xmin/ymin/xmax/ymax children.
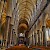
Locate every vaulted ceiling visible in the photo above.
<box><xmin>17</xmin><ymin>0</ymin><xmax>36</xmax><ymax>33</ymax></box>
<box><xmin>17</xmin><ymin>0</ymin><xmax>36</xmax><ymax>21</ymax></box>
<box><xmin>1</xmin><ymin>0</ymin><xmax>50</xmax><ymax>34</ymax></box>
<box><xmin>6</xmin><ymin>0</ymin><xmax>36</xmax><ymax>20</ymax></box>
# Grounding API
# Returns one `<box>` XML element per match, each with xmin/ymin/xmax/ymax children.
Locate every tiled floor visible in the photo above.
<box><xmin>0</xmin><ymin>47</ymin><xmax>6</xmax><ymax>50</ymax></box>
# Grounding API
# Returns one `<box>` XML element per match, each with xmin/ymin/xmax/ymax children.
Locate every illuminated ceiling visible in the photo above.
<box><xmin>1</xmin><ymin>0</ymin><xmax>50</xmax><ymax>33</ymax></box>
<box><xmin>17</xmin><ymin>0</ymin><xmax>36</xmax><ymax>21</ymax></box>
<box><xmin>17</xmin><ymin>0</ymin><xmax>36</xmax><ymax>32</ymax></box>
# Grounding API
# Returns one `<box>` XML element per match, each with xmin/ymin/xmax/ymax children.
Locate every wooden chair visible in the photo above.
<box><xmin>6</xmin><ymin>45</ymin><xmax>32</xmax><ymax>50</ymax></box>
<box><xmin>32</xmin><ymin>46</ymin><xmax>46</xmax><ymax>50</ymax></box>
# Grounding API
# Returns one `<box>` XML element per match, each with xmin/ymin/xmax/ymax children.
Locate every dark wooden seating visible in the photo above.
<box><xmin>6</xmin><ymin>45</ymin><xmax>50</xmax><ymax>50</ymax></box>
<box><xmin>6</xmin><ymin>45</ymin><xmax>32</xmax><ymax>50</ymax></box>
<box><xmin>32</xmin><ymin>46</ymin><xmax>50</xmax><ymax>50</ymax></box>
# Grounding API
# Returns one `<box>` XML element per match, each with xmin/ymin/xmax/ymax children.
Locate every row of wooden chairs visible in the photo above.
<box><xmin>6</xmin><ymin>45</ymin><xmax>50</xmax><ymax>50</ymax></box>
<box><xmin>31</xmin><ymin>46</ymin><xmax>50</xmax><ymax>50</ymax></box>
<box><xmin>6</xmin><ymin>46</ymin><xmax>32</xmax><ymax>50</ymax></box>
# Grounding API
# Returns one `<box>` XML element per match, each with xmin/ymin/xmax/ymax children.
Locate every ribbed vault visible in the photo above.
<box><xmin>17</xmin><ymin>0</ymin><xmax>34</xmax><ymax>19</ymax></box>
<box><xmin>17</xmin><ymin>0</ymin><xmax>36</xmax><ymax>33</ymax></box>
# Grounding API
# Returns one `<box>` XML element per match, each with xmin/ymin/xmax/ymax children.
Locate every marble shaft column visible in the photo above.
<box><xmin>41</xmin><ymin>32</ymin><xmax>43</xmax><ymax>46</ymax></box>
<box><xmin>12</xmin><ymin>29</ymin><xmax>14</xmax><ymax>45</ymax></box>
<box><xmin>0</xmin><ymin>13</ymin><xmax>1</xmax><ymax>34</ymax></box>
<box><xmin>34</xmin><ymin>33</ymin><xmax>37</xmax><ymax>46</ymax></box>
<box><xmin>32</xmin><ymin>34</ymin><xmax>33</xmax><ymax>45</ymax></box>
<box><xmin>5</xmin><ymin>16</ymin><xmax>11</xmax><ymax>47</ymax></box>
<box><xmin>37</xmin><ymin>30</ymin><xmax>41</xmax><ymax>46</ymax></box>
<box><xmin>42</xmin><ymin>26</ymin><xmax>46</xmax><ymax>46</ymax></box>
<box><xmin>33</xmin><ymin>32</ymin><xmax>35</xmax><ymax>45</ymax></box>
<box><xmin>10</xmin><ymin>25</ymin><xmax>13</xmax><ymax>46</ymax></box>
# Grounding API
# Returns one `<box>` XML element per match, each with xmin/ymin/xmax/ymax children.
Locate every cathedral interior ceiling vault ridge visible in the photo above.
<box><xmin>17</xmin><ymin>0</ymin><xmax>36</xmax><ymax>20</ymax></box>
<box><xmin>16</xmin><ymin>0</ymin><xmax>36</xmax><ymax>32</ymax></box>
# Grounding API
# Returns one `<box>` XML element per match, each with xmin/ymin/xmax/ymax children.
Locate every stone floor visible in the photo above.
<box><xmin>0</xmin><ymin>47</ymin><xmax>6</xmax><ymax>50</ymax></box>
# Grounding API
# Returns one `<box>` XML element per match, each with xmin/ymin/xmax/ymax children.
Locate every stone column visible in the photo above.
<box><xmin>37</xmin><ymin>30</ymin><xmax>41</xmax><ymax>46</ymax></box>
<box><xmin>0</xmin><ymin>13</ymin><xmax>1</xmax><ymax>20</ymax></box>
<box><xmin>32</xmin><ymin>32</ymin><xmax>35</xmax><ymax>45</ymax></box>
<box><xmin>11</xmin><ymin>29</ymin><xmax>14</xmax><ymax>46</ymax></box>
<box><xmin>0</xmin><ymin>13</ymin><xmax>1</xmax><ymax>37</ymax></box>
<box><xmin>10</xmin><ymin>25</ymin><xmax>13</xmax><ymax>46</ymax></box>
<box><xmin>42</xmin><ymin>26</ymin><xmax>47</xmax><ymax>46</ymax></box>
<box><xmin>32</xmin><ymin>34</ymin><xmax>33</xmax><ymax>45</ymax></box>
<box><xmin>34</xmin><ymin>32</ymin><xmax>37</xmax><ymax>46</ymax></box>
<box><xmin>42</xmin><ymin>13</ymin><xmax>47</xmax><ymax>46</ymax></box>
<box><xmin>5</xmin><ymin>16</ymin><xmax>11</xmax><ymax>47</ymax></box>
<box><xmin>40</xmin><ymin>32</ymin><xmax>43</xmax><ymax>46</ymax></box>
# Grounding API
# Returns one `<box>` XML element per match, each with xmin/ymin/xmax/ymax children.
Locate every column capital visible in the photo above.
<box><xmin>42</xmin><ymin>26</ymin><xmax>46</xmax><ymax>31</ymax></box>
<box><xmin>6</xmin><ymin>16</ymin><xmax>11</xmax><ymax>18</ymax></box>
